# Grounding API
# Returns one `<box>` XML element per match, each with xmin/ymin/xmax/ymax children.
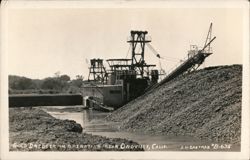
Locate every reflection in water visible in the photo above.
<box><xmin>46</xmin><ymin>111</ymin><xmax>84</xmax><ymax>127</ymax></box>
<box><xmin>43</xmin><ymin>106</ymin><xmax>239</xmax><ymax>151</ymax></box>
<box><xmin>45</xmin><ymin>107</ymin><xmax>117</xmax><ymax>132</ymax></box>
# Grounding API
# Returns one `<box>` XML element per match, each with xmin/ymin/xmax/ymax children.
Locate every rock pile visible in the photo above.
<box><xmin>9</xmin><ymin>108</ymin><xmax>143</xmax><ymax>151</ymax></box>
<box><xmin>107</xmin><ymin>65</ymin><xmax>242</xmax><ymax>144</ymax></box>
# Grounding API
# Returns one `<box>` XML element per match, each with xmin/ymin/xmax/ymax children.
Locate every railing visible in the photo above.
<box><xmin>126</xmin><ymin>35</ymin><xmax>152</xmax><ymax>42</ymax></box>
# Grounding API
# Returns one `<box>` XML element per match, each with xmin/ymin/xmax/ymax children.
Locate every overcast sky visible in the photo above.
<box><xmin>7</xmin><ymin>7</ymin><xmax>243</xmax><ymax>79</ymax></box>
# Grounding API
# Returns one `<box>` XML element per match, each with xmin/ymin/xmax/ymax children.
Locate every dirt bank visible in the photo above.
<box><xmin>107</xmin><ymin>65</ymin><xmax>242</xmax><ymax>144</ymax></box>
<box><xmin>9</xmin><ymin>108</ymin><xmax>143</xmax><ymax>151</ymax></box>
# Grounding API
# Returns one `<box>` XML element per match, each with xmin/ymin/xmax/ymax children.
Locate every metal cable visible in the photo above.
<box><xmin>125</xmin><ymin>44</ymin><xmax>131</xmax><ymax>59</ymax></box>
<box><xmin>146</xmin><ymin>43</ymin><xmax>181</xmax><ymax>62</ymax></box>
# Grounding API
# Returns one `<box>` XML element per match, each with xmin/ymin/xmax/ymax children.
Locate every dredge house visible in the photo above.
<box><xmin>82</xmin><ymin>24</ymin><xmax>216</xmax><ymax>111</ymax></box>
<box><xmin>82</xmin><ymin>31</ymin><xmax>159</xmax><ymax>110</ymax></box>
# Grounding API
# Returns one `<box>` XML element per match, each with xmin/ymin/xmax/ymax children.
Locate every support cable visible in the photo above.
<box><xmin>146</xmin><ymin>43</ymin><xmax>181</xmax><ymax>62</ymax></box>
<box><xmin>125</xmin><ymin>44</ymin><xmax>131</xmax><ymax>59</ymax></box>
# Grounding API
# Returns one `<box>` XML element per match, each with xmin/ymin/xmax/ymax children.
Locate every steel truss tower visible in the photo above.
<box><xmin>88</xmin><ymin>58</ymin><xmax>107</xmax><ymax>83</ymax></box>
<box><xmin>127</xmin><ymin>31</ymin><xmax>155</xmax><ymax>78</ymax></box>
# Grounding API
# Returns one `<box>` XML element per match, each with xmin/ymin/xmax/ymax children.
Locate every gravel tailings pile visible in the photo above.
<box><xmin>9</xmin><ymin>108</ymin><xmax>143</xmax><ymax>151</ymax></box>
<box><xmin>107</xmin><ymin>65</ymin><xmax>242</xmax><ymax>144</ymax></box>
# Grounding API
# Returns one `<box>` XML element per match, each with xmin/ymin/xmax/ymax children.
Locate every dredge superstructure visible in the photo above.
<box><xmin>82</xmin><ymin>23</ymin><xmax>216</xmax><ymax>111</ymax></box>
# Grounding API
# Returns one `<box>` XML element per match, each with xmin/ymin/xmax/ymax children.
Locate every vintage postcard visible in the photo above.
<box><xmin>0</xmin><ymin>0</ymin><xmax>249</xmax><ymax>160</ymax></box>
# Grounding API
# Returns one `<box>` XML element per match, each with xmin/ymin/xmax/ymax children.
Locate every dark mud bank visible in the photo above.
<box><xmin>9</xmin><ymin>108</ymin><xmax>143</xmax><ymax>151</ymax></box>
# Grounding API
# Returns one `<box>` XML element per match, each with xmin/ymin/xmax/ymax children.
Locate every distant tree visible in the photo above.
<box><xmin>70</xmin><ymin>75</ymin><xmax>84</xmax><ymax>88</ymax></box>
<box><xmin>32</xmin><ymin>79</ymin><xmax>43</xmax><ymax>89</ymax></box>
<box><xmin>76</xmin><ymin>75</ymin><xmax>83</xmax><ymax>80</ymax></box>
<box><xmin>18</xmin><ymin>78</ymin><xmax>34</xmax><ymax>90</ymax></box>
<box><xmin>9</xmin><ymin>75</ymin><xmax>35</xmax><ymax>90</ymax></box>
<box><xmin>59</xmin><ymin>75</ymin><xmax>71</xmax><ymax>82</ymax></box>
<box><xmin>9</xmin><ymin>73</ymin><xmax>72</xmax><ymax>94</ymax></box>
<box><xmin>67</xmin><ymin>85</ymin><xmax>81</xmax><ymax>94</ymax></box>
<box><xmin>9</xmin><ymin>75</ymin><xmax>20</xmax><ymax>89</ymax></box>
<box><xmin>41</xmin><ymin>77</ymin><xmax>63</xmax><ymax>90</ymax></box>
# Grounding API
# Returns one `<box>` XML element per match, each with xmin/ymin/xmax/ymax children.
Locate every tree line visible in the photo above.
<box><xmin>9</xmin><ymin>74</ymin><xmax>85</xmax><ymax>94</ymax></box>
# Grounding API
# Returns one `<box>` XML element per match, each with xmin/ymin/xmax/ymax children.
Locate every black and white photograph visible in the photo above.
<box><xmin>0</xmin><ymin>0</ymin><xmax>249</xmax><ymax>160</ymax></box>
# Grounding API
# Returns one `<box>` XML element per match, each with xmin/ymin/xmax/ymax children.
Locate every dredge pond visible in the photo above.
<box><xmin>42</xmin><ymin>106</ymin><xmax>239</xmax><ymax>151</ymax></box>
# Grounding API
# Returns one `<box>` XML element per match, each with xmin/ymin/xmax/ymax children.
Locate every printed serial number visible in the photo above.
<box><xmin>180</xmin><ymin>144</ymin><xmax>232</xmax><ymax>150</ymax></box>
